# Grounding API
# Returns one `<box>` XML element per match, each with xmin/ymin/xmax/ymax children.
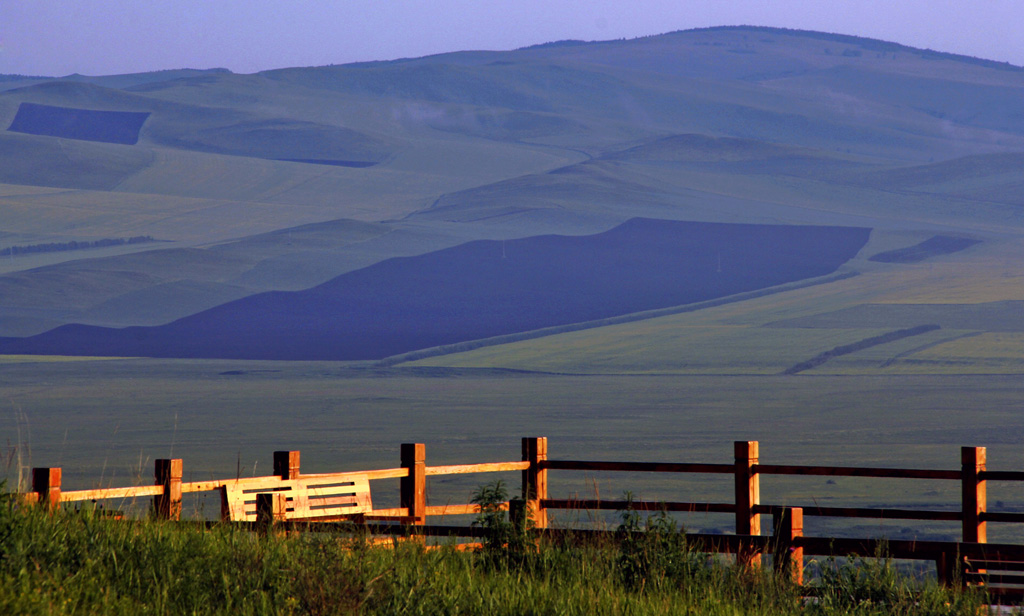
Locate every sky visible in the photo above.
<box><xmin>2</xmin><ymin>1</ymin><xmax>1023</xmax><ymax>77</ymax></box>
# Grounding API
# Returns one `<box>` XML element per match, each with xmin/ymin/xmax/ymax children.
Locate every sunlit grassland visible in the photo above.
<box><xmin>877</xmin><ymin>332</ymin><xmax>1024</xmax><ymax>374</ymax></box>
<box><xmin>796</xmin><ymin>328</ymin><xmax>977</xmax><ymax>375</ymax></box>
<box><xmin>868</xmin><ymin>241</ymin><xmax>1024</xmax><ymax>305</ymax></box>
<box><xmin>412</xmin><ymin>322</ymin><xmax>900</xmax><ymax>375</ymax></box>
<box><xmin>916</xmin><ymin>332</ymin><xmax>1024</xmax><ymax>361</ymax></box>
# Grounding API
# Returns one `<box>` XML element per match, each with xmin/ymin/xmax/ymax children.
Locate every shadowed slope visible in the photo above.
<box><xmin>0</xmin><ymin>218</ymin><xmax>870</xmax><ymax>360</ymax></box>
<box><xmin>8</xmin><ymin>102</ymin><xmax>150</xmax><ymax>145</ymax></box>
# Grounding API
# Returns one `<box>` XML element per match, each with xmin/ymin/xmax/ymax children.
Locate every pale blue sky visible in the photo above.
<box><xmin>2</xmin><ymin>1</ymin><xmax>1023</xmax><ymax>76</ymax></box>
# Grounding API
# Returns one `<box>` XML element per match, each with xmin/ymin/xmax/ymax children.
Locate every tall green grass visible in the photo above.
<box><xmin>0</xmin><ymin>486</ymin><xmax>992</xmax><ymax>615</ymax></box>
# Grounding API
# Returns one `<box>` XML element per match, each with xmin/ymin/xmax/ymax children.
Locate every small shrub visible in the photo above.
<box><xmin>615</xmin><ymin>493</ymin><xmax>709</xmax><ymax>592</ymax></box>
<box><xmin>471</xmin><ymin>480</ymin><xmax>534</xmax><ymax>570</ymax></box>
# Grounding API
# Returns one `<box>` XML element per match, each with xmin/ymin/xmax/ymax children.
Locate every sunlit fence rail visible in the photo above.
<box><xmin>19</xmin><ymin>438</ymin><xmax>1024</xmax><ymax>600</ymax></box>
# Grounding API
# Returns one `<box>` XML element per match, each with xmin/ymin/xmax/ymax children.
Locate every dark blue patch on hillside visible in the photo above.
<box><xmin>275</xmin><ymin>158</ymin><xmax>378</xmax><ymax>168</ymax></box>
<box><xmin>7</xmin><ymin>102</ymin><xmax>150</xmax><ymax>145</ymax></box>
<box><xmin>0</xmin><ymin>219</ymin><xmax>870</xmax><ymax>360</ymax></box>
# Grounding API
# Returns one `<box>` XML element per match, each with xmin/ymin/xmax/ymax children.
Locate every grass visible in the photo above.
<box><xmin>0</xmin><ymin>487</ymin><xmax>994</xmax><ymax>615</ymax></box>
<box><xmin>411</xmin><ymin>322</ymin><xmax>903</xmax><ymax>375</ymax></box>
<box><xmin>6</xmin><ymin>359</ymin><xmax>1024</xmax><ymax>544</ymax></box>
<box><xmin>913</xmin><ymin>333</ymin><xmax>1024</xmax><ymax>363</ymax></box>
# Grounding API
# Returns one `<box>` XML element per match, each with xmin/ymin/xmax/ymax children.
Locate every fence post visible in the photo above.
<box><xmin>509</xmin><ymin>498</ymin><xmax>527</xmax><ymax>531</ymax></box>
<box><xmin>522</xmin><ymin>437</ymin><xmax>548</xmax><ymax>529</ymax></box>
<box><xmin>401</xmin><ymin>443</ymin><xmax>426</xmax><ymax>525</ymax></box>
<box><xmin>274</xmin><ymin>450</ymin><xmax>301</xmax><ymax>480</ymax></box>
<box><xmin>774</xmin><ymin>507</ymin><xmax>803</xmax><ymax>585</ymax></box>
<box><xmin>961</xmin><ymin>446</ymin><xmax>986</xmax><ymax>544</ymax></box>
<box><xmin>734</xmin><ymin>440</ymin><xmax>761</xmax><ymax>566</ymax></box>
<box><xmin>935</xmin><ymin>551</ymin><xmax>962</xmax><ymax>588</ymax></box>
<box><xmin>32</xmin><ymin>467</ymin><xmax>61</xmax><ymax>510</ymax></box>
<box><xmin>154</xmin><ymin>459</ymin><xmax>183</xmax><ymax>520</ymax></box>
<box><xmin>256</xmin><ymin>492</ymin><xmax>287</xmax><ymax>536</ymax></box>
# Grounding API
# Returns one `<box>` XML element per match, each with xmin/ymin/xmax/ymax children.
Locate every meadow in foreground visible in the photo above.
<box><xmin>0</xmin><ymin>486</ymin><xmax>992</xmax><ymax>616</ymax></box>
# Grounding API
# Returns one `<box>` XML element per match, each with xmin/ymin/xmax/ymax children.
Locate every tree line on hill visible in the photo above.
<box><xmin>0</xmin><ymin>236</ymin><xmax>155</xmax><ymax>257</ymax></box>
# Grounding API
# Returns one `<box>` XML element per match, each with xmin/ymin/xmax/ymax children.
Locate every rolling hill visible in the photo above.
<box><xmin>1</xmin><ymin>26</ymin><xmax>1023</xmax><ymax>369</ymax></box>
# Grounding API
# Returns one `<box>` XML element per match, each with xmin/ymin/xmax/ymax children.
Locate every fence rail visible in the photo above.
<box><xmin>18</xmin><ymin>438</ymin><xmax>1024</xmax><ymax>600</ymax></box>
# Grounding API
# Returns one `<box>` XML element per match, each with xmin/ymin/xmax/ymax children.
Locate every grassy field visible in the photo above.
<box><xmin>4</xmin><ymin>358</ymin><xmax>1024</xmax><ymax>542</ymax></box>
<box><xmin>0</xmin><ymin>500</ymin><xmax>991</xmax><ymax>615</ymax></box>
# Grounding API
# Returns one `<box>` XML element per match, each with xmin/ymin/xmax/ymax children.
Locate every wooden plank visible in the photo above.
<box><xmin>425</xmin><ymin>461</ymin><xmax>530</xmax><ymax>476</ymax></box>
<box><xmin>425</xmin><ymin>503</ymin><xmax>509</xmax><ymax>516</ymax></box>
<box><xmin>984</xmin><ymin>512</ymin><xmax>1024</xmax><ymax>523</ymax></box>
<box><xmin>960</xmin><ymin>542</ymin><xmax>1024</xmax><ymax>561</ymax></box>
<box><xmin>301</xmin><ymin>468</ymin><xmax>409</xmax><ymax>481</ymax></box>
<box><xmin>962</xmin><ymin>446</ymin><xmax>987</xmax><ymax>543</ymax></box>
<box><xmin>542</xmin><ymin>498</ymin><xmax>734</xmax><ymax>513</ymax></box>
<box><xmin>754</xmin><ymin>464</ymin><xmax>960</xmax><ymax>480</ymax></box>
<box><xmin>755</xmin><ymin>505</ymin><xmax>962</xmax><ymax>521</ymax></box>
<box><xmin>363</xmin><ymin>515</ymin><xmax>417</xmax><ymax>523</ymax></box>
<box><xmin>256</xmin><ymin>492</ymin><xmax>287</xmax><ymax>536</ymax></box>
<box><xmin>981</xmin><ymin>471</ymin><xmax>1024</xmax><ymax>481</ymax></box>
<box><xmin>222</xmin><ymin>476</ymin><xmax>374</xmax><ymax>522</ymax></box>
<box><xmin>32</xmin><ymin>467</ymin><xmax>61</xmax><ymax>509</ymax></box>
<box><xmin>966</xmin><ymin>572</ymin><xmax>1024</xmax><ymax>586</ymax></box>
<box><xmin>983</xmin><ymin>587</ymin><xmax>1024</xmax><ymax>599</ymax></box>
<box><xmin>364</xmin><ymin>468</ymin><xmax>410</xmax><ymax>481</ymax></box>
<box><xmin>543</xmin><ymin>460</ymin><xmax>734</xmax><ymax>474</ymax></box>
<box><xmin>968</xmin><ymin>560</ymin><xmax>1024</xmax><ymax>571</ymax></box>
<box><xmin>686</xmin><ymin>533</ymin><xmax>772</xmax><ymax>554</ymax></box>
<box><xmin>241</xmin><ymin>522</ymin><xmax>488</xmax><ymax>538</ymax></box>
<box><xmin>367</xmin><ymin>507</ymin><xmax>408</xmax><ymax>518</ymax></box>
<box><xmin>154</xmin><ymin>458</ymin><xmax>182</xmax><ymax>520</ymax></box>
<box><xmin>184</xmin><ymin>468</ymin><xmax>408</xmax><ymax>494</ymax></box>
<box><xmin>220</xmin><ymin>482</ymin><xmax>293</xmax><ymax>521</ymax></box>
<box><xmin>735</xmin><ymin>441</ymin><xmax>761</xmax><ymax>567</ymax></box>
<box><xmin>774</xmin><ymin>508</ymin><xmax>804</xmax><ymax>585</ymax></box>
<box><xmin>523</xmin><ymin>437</ymin><xmax>548</xmax><ymax>529</ymax></box>
<box><xmin>795</xmin><ymin>537</ymin><xmax>1024</xmax><ymax>561</ymax></box>
<box><xmin>292</xmin><ymin>476</ymin><xmax>373</xmax><ymax>518</ymax></box>
<box><xmin>184</xmin><ymin>475</ymin><xmax>284</xmax><ymax>494</ymax></box>
<box><xmin>400</xmin><ymin>444</ymin><xmax>426</xmax><ymax>525</ymax></box>
<box><xmin>797</xmin><ymin>536</ymin><xmax>947</xmax><ymax>559</ymax></box>
<box><xmin>539</xmin><ymin>528</ymin><xmax>773</xmax><ymax>554</ymax></box>
<box><xmin>60</xmin><ymin>485</ymin><xmax>164</xmax><ymax>501</ymax></box>
<box><xmin>274</xmin><ymin>451</ymin><xmax>301</xmax><ymax>480</ymax></box>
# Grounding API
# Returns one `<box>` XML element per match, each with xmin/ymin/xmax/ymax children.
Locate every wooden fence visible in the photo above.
<box><xmin>19</xmin><ymin>438</ymin><xmax>1024</xmax><ymax>600</ymax></box>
